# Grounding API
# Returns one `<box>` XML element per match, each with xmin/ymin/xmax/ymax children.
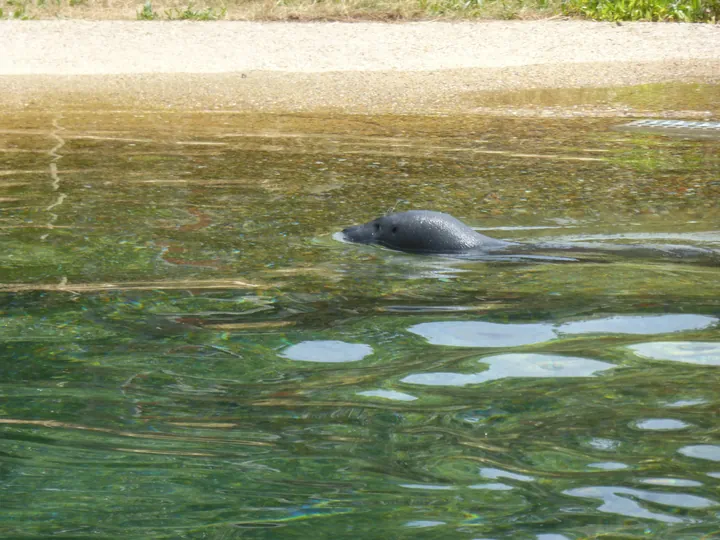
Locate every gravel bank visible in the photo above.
<box><xmin>1</xmin><ymin>20</ymin><xmax>719</xmax><ymax>113</ymax></box>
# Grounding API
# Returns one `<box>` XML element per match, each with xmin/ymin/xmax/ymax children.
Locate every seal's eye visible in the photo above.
<box><xmin>391</xmin><ymin>226</ymin><xmax>398</xmax><ymax>234</ymax></box>
<box><xmin>374</xmin><ymin>223</ymin><xmax>381</xmax><ymax>232</ymax></box>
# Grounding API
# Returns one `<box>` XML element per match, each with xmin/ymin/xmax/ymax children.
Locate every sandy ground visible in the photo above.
<box><xmin>1</xmin><ymin>20</ymin><xmax>719</xmax><ymax>114</ymax></box>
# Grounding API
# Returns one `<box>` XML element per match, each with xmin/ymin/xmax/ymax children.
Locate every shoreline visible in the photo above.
<box><xmin>1</xmin><ymin>21</ymin><xmax>719</xmax><ymax>115</ymax></box>
<box><xmin>2</xmin><ymin>63</ymin><xmax>718</xmax><ymax>116</ymax></box>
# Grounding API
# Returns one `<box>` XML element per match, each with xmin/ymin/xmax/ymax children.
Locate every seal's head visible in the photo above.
<box><xmin>342</xmin><ymin>210</ymin><xmax>506</xmax><ymax>254</ymax></box>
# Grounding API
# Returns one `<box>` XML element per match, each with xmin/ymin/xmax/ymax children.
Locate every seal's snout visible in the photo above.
<box><xmin>342</xmin><ymin>225</ymin><xmax>362</xmax><ymax>242</ymax></box>
<box><xmin>342</xmin><ymin>223</ymin><xmax>375</xmax><ymax>244</ymax></box>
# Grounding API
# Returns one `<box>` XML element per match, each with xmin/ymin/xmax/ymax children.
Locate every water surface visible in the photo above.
<box><xmin>1</xmin><ymin>92</ymin><xmax>719</xmax><ymax>538</ymax></box>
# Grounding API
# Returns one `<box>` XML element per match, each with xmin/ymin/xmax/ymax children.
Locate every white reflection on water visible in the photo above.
<box><xmin>633</xmin><ymin>418</ymin><xmax>691</xmax><ymax>431</ymax></box>
<box><xmin>468</xmin><ymin>483</ymin><xmax>513</xmax><ymax>491</ymax></box>
<box><xmin>587</xmin><ymin>462</ymin><xmax>628</xmax><ymax>470</ymax></box>
<box><xmin>408</xmin><ymin>321</ymin><xmax>556</xmax><ymax>347</ymax></box>
<box><xmin>479</xmin><ymin>468</ymin><xmax>534</xmax><ymax>482</ymax></box>
<box><xmin>558</xmin><ymin>314</ymin><xmax>717</xmax><ymax>335</ymax></box>
<box><xmin>282</xmin><ymin>340</ymin><xmax>373</xmax><ymax>362</ymax></box>
<box><xmin>665</xmin><ymin>399</ymin><xmax>708</xmax><ymax>408</ymax></box>
<box><xmin>400</xmin><ymin>484</ymin><xmax>455</xmax><ymax>490</ymax></box>
<box><xmin>357</xmin><ymin>389</ymin><xmax>418</xmax><ymax>401</ymax></box>
<box><xmin>587</xmin><ymin>438</ymin><xmax>620</xmax><ymax>451</ymax></box>
<box><xmin>404</xmin><ymin>521</ymin><xmax>445</xmax><ymax>528</ymax></box>
<box><xmin>564</xmin><ymin>486</ymin><xmax>717</xmax><ymax>523</ymax></box>
<box><xmin>679</xmin><ymin>445</ymin><xmax>720</xmax><ymax>462</ymax></box>
<box><xmin>402</xmin><ymin>353</ymin><xmax>614</xmax><ymax>387</ymax></box>
<box><xmin>629</xmin><ymin>342</ymin><xmax>720</xmax><ymax>365</ymax></box>
<box><xmin>640</xmin><ymin>478</ymin><xmax>702</xmax><ymax>487</ymax></box>
<box><xmin>408</xmin><ymin>314</ymin><xmax>717</xmax><ymax>349</ymax></box>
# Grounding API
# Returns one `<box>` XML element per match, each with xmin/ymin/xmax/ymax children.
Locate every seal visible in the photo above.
<box><xmin>342</xmin><ymin>210</ymin><xmax>511</xmax><ymax>254</ymax></box>
<box><xmin>341</xmin><ymin>210</ymin><xmax>720</xmax><ymax>264</ymax></box>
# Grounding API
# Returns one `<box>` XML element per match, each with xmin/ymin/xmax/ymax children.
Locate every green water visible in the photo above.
<box><xmin>1</xmin><ymin>100</ymin><xmax>719</xmax><ymax>539</ymax></box>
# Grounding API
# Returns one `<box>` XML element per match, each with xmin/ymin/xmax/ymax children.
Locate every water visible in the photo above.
<box><xmin>1</xmin><ymin>89</ymin><xmax>720</xmax><ymax>538</ymax></box>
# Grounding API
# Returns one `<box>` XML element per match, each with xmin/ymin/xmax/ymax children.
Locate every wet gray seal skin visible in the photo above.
<box><xmin>342</xmin><ymin>210</ymin><xmax>512</xmax><ymax>254</ymax></box>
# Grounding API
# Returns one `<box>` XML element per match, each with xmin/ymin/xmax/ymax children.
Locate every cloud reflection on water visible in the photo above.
<box><xmin>402</xmin><ymin>353</ymin><xmax>614</xmax><ymax>387</ymax></box>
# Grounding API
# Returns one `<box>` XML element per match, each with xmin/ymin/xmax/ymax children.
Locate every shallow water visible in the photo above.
<box><xmin>1</xmin><ymin>93</ymin><xmax>719</xmax><ymax>538</ymax></box>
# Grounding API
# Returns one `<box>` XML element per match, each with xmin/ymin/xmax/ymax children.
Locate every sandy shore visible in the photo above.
<box><xmin>1</xmin><ymin>20</ymin><xmax>719</xmax><ymax>114</ymax></box>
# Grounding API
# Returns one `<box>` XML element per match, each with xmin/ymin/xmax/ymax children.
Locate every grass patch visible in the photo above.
<box><xmin>416</xmin><ymin>0</ymin><xmax>554</xmax><ymax>18</ymax></box>
<box><xmin>164</xmin><ymin>2</ymin><xmax>226</xmax><ymax>18</ymax></box>
<box><xmin>5</xmin><ymin>0</ymin><xmax>719</xmax><ymax>20</ymax></box>
<box><xmin>563</xmin><ymin>0</ymin><xmax>720</xmax><ymax>21</ymax></box>
<box><xmin>2</xmin><ymin>0</ymin><xmax>33</xmax><ymax>18</ymax></box>
<box><xmin>5</xmin><ymin>0</ymin><xmax>566</xmax><ymax>20</ymax></box>
<box><xmin>137</xmin><ymin>0</ymin><xmax>158</xmax><ymax>18</ymax></box>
